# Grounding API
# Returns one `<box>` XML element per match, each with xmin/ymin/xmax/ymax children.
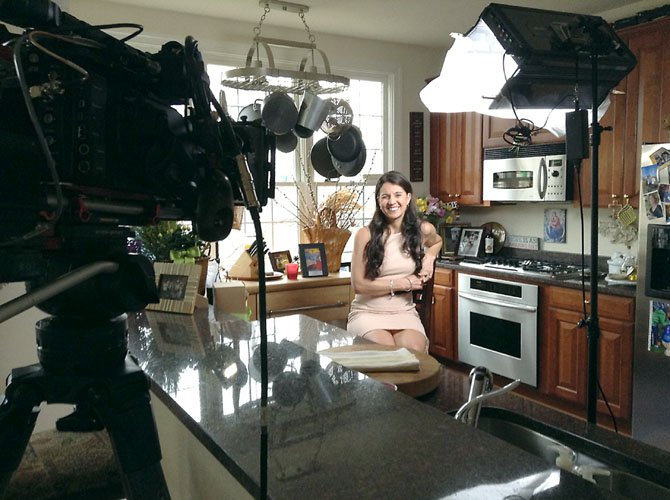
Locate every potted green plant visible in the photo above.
<box><xmin>131</xmin><ymin>221</ymin><xmax>210</xmax><ymax>294</ymax></box>
<box><xmin>132</xmin><ymin>221</ymin><xmax>206</xmax><ymax>263</ymax></box>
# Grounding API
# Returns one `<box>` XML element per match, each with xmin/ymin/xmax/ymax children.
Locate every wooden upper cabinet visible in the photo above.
<box><xmin>621</xmin><ymin>16</ymin><xmax>670</xmax><ymax>145</ymax></box>
<box><xmin>577</xmin><ymin>16</ymin><xmax>670</xmax><ymax>208</ymax></box>
<box><xmin>482</xmin><ymin>116</ymin><xmax>564</xmax><ymax>149</ymax></box>
<box><xmin>429</xmin><ymin>112</ymin><xmax>485</xmax><ymax>206</ymax></box>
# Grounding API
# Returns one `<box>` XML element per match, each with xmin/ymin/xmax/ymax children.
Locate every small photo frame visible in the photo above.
<box><xmin>269</xmin><ymin>250</ymin><xmax>292</xmax><ymax>272</ymax></box>
<box><xmin>457</xmin><ymin>228</ymin><xmax>483</xmax><ymax>258</ymax></box>
<box><xmin>440</xmin><ymin>223</ymin><xmax>470</xmax><ymax>257</ymax></box>
<box><xmin>544</xmin><ymin>208</ymin><xmax>566</xmax><ymax>243</ymax></box>
<box><xmin>147</xmin><ymin>262</ymin><xmax>201</xmax><ymax>314</ymax></box>
<box><xmin>298</xmin><ymin>243</ymin><xmax>329</xmax><ymax>277</ymax></box>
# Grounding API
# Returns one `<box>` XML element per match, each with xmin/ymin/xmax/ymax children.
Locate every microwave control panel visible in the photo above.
<box><xmin>544</xmin><ymin>158</ymin><xmax>567</xmax><ymax>201</ymax></box>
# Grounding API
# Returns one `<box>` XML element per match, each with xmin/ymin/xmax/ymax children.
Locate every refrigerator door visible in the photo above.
<box><xmin>633</xmin><ymin>143</ymin><xmax>670</xmax><ymax>452</ymax></box>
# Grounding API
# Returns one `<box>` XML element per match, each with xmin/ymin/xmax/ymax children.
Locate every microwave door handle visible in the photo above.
<box><xmin>538</xmin><ymin>158</ymin><xmax>548</xmax><ymax>199</ymax></box>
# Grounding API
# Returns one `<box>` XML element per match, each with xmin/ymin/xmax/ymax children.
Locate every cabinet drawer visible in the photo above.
<box><xmin>265</xmin><ymin>284</ymin><xmax>351</xmax><ymax>322</ymax></box>
<box><xmin>544</xmin><ymin>286</ymin><xmax>634</xmax><ymax>323</ymax></box>
<box><xmin>434</xmin><ymin>268</ymin><xmax>454</xmax><ymax>287</ymax></box>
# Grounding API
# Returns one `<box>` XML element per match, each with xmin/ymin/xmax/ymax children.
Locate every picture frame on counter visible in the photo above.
<box><xmin>457</xmin><ymin>228</ymin><xmax>483</xmax><ymax>258</ymax></box>
<box><xmin>440</xmin><ymin>223</ymin><xmax>470</xmax><ymax>257</ymax></box>
<box><xmin>298</xmin><ymin>243</ymin><xmax>328</xmax><ymax>278</ymax></box>
<box><xmin>269</xmin><ymin>250</ymin><xmax>292</xmax><ymax>272</ymax></box>
<box><xmin>146</xmin><ymin>262</ymin><xmax>201</xmax><ymax>314</ymax></box>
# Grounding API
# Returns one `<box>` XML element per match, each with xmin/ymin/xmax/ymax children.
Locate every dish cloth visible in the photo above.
<box><xmin>320</xmin><ymin>347</ymin><xmax>420</xmax><ymax>372</ymax></box>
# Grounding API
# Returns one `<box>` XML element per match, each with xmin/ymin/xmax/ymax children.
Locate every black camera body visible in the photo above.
<box><xmin>0</xmin><ymin>1</ymin><xmax>274</xmax><ymax>282</ymax></box>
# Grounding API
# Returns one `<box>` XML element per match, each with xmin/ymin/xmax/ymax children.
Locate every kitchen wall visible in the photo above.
<box><xmin>461</xmin><ymin>204</ymin><xmax>639</xmax><ymax>259</ymax></box>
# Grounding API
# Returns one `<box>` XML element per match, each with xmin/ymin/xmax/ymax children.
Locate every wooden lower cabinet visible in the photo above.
<box><xmin>244</xmin><ymin>273</ymin><xmax>353</xmax><ymax>324</ymax></box>
<box><xmin>539</xmin><ymin>286</ymin><xmax>634</xmax><ymax>420</ymax></box>
<box><xmin>428</xmin><ymin>268</ymin><xmax>458</xmax><ymax>360</ymax></box>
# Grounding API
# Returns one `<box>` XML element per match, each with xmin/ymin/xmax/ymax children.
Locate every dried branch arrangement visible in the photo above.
<box><xmin>275</xmin><ymin>152</ymin><xmax>373</xmax><ymax>231</ymax></box>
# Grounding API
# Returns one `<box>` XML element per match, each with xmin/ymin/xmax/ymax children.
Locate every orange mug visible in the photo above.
<box><xmin>285</xmin><ymin>262</ymin><xmax>299</xmax><ymax>280</ymax></box>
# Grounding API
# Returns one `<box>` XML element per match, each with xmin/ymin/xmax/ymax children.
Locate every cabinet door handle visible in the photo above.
<box><xmin>268</xmin><ymin>300</ymin><xmax>347</xmax><ymax>317</ymax></box>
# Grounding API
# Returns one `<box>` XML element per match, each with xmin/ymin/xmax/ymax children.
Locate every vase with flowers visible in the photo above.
<box><xmin>415</xmin><ymin>195</ymin><xmax>459</xmax><ymax>228</ymax></box>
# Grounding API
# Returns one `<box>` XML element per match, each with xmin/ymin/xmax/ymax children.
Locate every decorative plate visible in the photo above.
<box><xmin>480</xmin><ymin>222</ymin><xmax>507</xmax><ymax>254</ymax></box>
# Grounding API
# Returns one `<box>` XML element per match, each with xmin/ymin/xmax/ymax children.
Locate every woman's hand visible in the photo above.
<box><xmin>419</xmin><ymin>254</ymin><xmax>436</xmax><ymax>282</ymax></box>
<box><xmin>403</xmin><ymin>274</ymin><xmax>425</xmax><ymax>291</ymax></box>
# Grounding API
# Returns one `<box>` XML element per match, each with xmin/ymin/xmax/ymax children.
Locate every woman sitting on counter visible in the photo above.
<box><xmin>347</xmin><ymin>171</ymin><xmax>442</xmax><ymax>352</ymax></box>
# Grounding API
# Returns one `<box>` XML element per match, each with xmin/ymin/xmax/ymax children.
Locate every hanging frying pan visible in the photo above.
<box><xmin>261</xmin><ymin>92</ymin><xmax>298</xmax><ymax>135</ymax></box>
<box><xmin>332</xmin><ymin>140</ymin><xmax>367</xmax><ymax>177</ymax></box>
<box><xmin>327</xmin><ymin>125</ymin><xmax>363</xmax><ymax>163</ymax></box>
<box><xmin>275</xmin><ymin>131</ymin><xmax>298</xmax><ymax>153</ymax></box>
<box><xmin>310</xmin><ymin>137</ymin><xmax>340</xmax><ymax>180</ymax></box>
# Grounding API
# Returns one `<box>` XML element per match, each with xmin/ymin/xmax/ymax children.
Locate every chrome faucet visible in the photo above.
<box><xmin>454</xmin><ymin>366</ymin><xmax>521</xmax><ymax>427</ymax></box>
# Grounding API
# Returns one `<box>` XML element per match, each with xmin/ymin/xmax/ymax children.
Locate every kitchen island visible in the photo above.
<box><xmin>127</xmin><ymin>308</ymin><xmax>669</xmax><ymax>499</ymax></box>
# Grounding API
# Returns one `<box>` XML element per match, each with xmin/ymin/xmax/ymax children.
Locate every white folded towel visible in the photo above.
<box><xmin>320</xmin><ymin>347</ymin><xmax>420</xmax><ymax>372</ymax></box>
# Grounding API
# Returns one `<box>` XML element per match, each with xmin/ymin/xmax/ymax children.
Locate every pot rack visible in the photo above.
<box><xmin>221</xmin><ymin>1</ymin><xmax>349</xmax><ymax>95</ymax></box>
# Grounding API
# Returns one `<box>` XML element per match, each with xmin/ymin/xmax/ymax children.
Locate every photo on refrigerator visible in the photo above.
<box><xmin>648</xmin><ymin>300</ymin><xmax>670</xmax><ymax>355</ymax></box>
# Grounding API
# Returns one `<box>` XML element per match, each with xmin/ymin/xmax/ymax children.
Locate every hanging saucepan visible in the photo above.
<box><xmin>238</xmin><ymin>99</ymin><xmax>263</xmax><ymax>123</ymax></box>
<box><xmin>327</xmin><ymin>125</ymin><xmax>363</xmax><ymax>163</ymax></box>
<box><xmin>332</xmin><ymin>139</ymin><xmax>367</xmax><ymax>177</ymax></box>
<box><xmin>275</xmin><ymin>131</ymin><xmax>298</xmax><ymax>153</ymax></box>
<box><xmin>261</xmin><ymin>92</ymin><xmax>298</xmax><ymax>135</ymax></box>
<box><xmin>310</xmin><ymin>137</ymin><xmax>340</xmax><ymax>180</ymax></box>
<box><xmin>294</xmin><ymin>92</ymin><xmax>331</xmax><ymax>139</ymax></box>
<box><xmin>321</xmin><ymin>98</ymin><xmax>354</xmax><ymax>136</ymax></box>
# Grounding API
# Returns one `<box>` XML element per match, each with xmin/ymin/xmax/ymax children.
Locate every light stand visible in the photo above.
<box><xmin>587</xmin><ymin>52</ymin><xmax>603</xmax><ymax>424</ymax></box>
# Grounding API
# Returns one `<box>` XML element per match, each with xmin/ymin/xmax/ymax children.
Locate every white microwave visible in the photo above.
<box><xmin>482</xmin><ymin>144</ymin><xmax>571</xmax><ymax>202</ymax></box>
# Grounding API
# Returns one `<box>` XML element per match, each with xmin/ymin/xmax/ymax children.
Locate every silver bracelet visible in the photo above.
<box><xmin>405</xmin><ymin>277</ymin><xmax>412</xmax><ymax>292</ymax></box>
<box><xmin>389</xmin><ymin>279</ymin><xmax>395</xmax><ymax>297</ymax></box>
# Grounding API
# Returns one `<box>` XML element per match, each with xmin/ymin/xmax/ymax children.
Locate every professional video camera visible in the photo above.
<box><xmin>0</xmin><ymin>4</ymin><xmax>277</xmax><ymax>496</ymax></box>
<box><xmin>0</xmin><ymin>0</ymin><xmax>275</xmax><ymax>286</ymax></box>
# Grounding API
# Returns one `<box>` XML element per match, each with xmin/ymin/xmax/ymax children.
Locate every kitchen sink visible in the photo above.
<box><xmin>474</xmin><ymin>407</ymin><xmax>670</xmax><ymax>500</ymax></box>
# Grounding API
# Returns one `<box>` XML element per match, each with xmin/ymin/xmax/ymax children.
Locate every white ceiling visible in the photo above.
<box><xmin>99</xmin><ymin>0</ymin><xmax>651</xmax><ymax>48</ymax></box>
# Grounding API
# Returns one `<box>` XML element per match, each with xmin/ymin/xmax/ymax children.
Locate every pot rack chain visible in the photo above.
<box><xmin>222</xmin><ymin>1</ymin><xmax>349</xmax><ymax>94</ymax></box>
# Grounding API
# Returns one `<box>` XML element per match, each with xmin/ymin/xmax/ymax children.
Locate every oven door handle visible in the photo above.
<box><xmin>458</xmin><ymin>291</ymin><xmax>537</xmax><ymax>312</ymax></box>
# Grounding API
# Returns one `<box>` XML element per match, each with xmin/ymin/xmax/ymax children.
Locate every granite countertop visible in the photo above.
<box><xmin>126</xmin><ymin>308</ymin><xmax>669</xmax><ymax>499</ymax></box>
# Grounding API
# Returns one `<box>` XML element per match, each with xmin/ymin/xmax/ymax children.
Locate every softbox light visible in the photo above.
<box><xmin>482</xmin><ymin>3</ymin><xmax>636</xmax><ymax>110</ymax></box>
<box><xmin>421</xmin><ymin>3</ymin><xmax>637</xmax><ymax>135</ymax></box>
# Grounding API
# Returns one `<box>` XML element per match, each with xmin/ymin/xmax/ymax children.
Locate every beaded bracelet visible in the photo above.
<box><xmin>389</xmin><ymin>279</ymin><xmax>395</xmax><ymax>297</ymax></box>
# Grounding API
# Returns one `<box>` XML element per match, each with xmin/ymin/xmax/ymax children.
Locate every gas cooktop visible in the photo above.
<box><xmin>459</xmin><ymin>257</ymin><xmax>589</xmax><ymax>279</ymax></box>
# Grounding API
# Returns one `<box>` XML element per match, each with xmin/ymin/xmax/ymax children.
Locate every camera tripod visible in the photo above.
<box><xmin>0</xmin><ymin>257</ymin><xmax>171</xmax><ymax>499</ymax></box>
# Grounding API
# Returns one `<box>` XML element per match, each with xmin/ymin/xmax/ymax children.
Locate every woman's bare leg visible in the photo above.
<box><xmin>393</xmin><ymin>329</ymin><xmax>428</xmax><ymax>352</ymax></box>
<box><xmin>361</xmin><ymin>329</ymin><xmax>396</xmax><ymax>346</ymax></box>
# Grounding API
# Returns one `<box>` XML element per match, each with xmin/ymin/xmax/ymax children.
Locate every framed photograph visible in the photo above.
<box><xmin>298</xmin><ymin>243</ymin><xmax>329</xmax><ymax>277</ymax></box>
<box><xmin>457</xmin><ymin>228</ymin><xmax>483</xmax><ymax>258</ymax></box>
<box><xmin>269</xmin><ymin>250</ymin><xmax>292</xmax><ymax>272</ymax></box>
<box><xmin>440</xmin><ymin>223</ymin><xmax>470</xmax><ymax>257</ymax></box>
<box><xmin>147</xmin><ymin>262</ymin><xmax>201</xmax><ymax>314</ymax></box>
<box><xmin>544</xmin><ymin>208</ymin><xmax>566</xmax><ymax>243</ymax></box>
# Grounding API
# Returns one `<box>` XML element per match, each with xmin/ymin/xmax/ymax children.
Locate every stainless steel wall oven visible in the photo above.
<box><xmin>457</xmin><ymin>274</ymin><xmax>538</xmax><ymax>387</ymax></box>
